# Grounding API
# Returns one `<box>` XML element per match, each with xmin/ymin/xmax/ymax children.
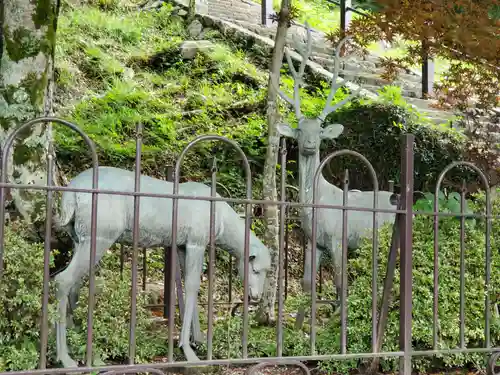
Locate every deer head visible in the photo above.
<box><xmin>271</xmin><ymin>22</ymin><xmax>360</xmax><ymax>156</ymax></box>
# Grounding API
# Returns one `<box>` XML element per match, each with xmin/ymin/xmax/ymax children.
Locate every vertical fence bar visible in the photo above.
<box><xmin>310</xmin><ymin>191</ymin><xmax>319</xmax><ymax>354</ymax></box>
<box><xmin>459</xmin><ymin>180</ymin><xmax>466</xmax><ymax>349</ymax></box>
<box><xmin>484</xmin><ymin>182</ymin><xmax>492</xmax><ymax>349</ymax></box>
<box><xmin>284</xmin><ymin>209</ymin><xmax>289</xmax><ymax>300</ymax></box>
<box><xmin>206</xmin><ymin>158</ymin><xmax>217</xmax><ymax>360</ymax></box>
<box><xmin>120</xmin><ymin>244</ymin><xmax>125</xmax><ymax>279</ymax></box>
<box><xmin>142</xmin><ymin>247</ymin><xmax>147</xmax><ymax>291</ymax></box>
<box><xmin>399</xmin><ymin>134</ymin><xmax>414</xmax><ymax>375</ymax></box>
<box><xmin>86</xmin><ymin>148</ymin><xmax>100</xmax><ymax>368</ymax></box>
<box><xmin>164</xmin><ymin>166</ymin><xmax>173</xmax><ymax>319</ymax></box>
<box><xmin>128</xmin><ymin>122</ymin><xmax>143</xmax><ymax>364</ymax></box>
<box><xmin>39</xmin><ymin>135</ymin><xmax>55</xmax><ymax>369</ymax></box>
<box><xmin>242</xmin><ymin>176</ymin><xmax>252</xmax><ymax>359</ymax></box>
<box><xmin>432</xmin><ymin>175</ymin><xmax>440</xmax><ymax>350</ymax></box>
<box><xmin>340</xmin><ymin>169</ymin><xmax>349</xmax><ymax>354</ymax></box>
<box><xmin>168</xmin><ymin>164</ymin><xmax>179</xmax><ymax>362</ymax></box>
<box><xmin>277</xmin><ymin>138</ymin><xmax>287</xmax><ymax>357</ymax></box>
<box><xmin>371</xmin><ymin>174</ymin><xmax>380</xmax><ymax>353</ymax></box>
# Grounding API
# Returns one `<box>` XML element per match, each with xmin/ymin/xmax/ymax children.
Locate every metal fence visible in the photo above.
<box><xmin>0</xmin><ymin>117</ymin><xmax>498</xmax><ymax>375</ymax></box>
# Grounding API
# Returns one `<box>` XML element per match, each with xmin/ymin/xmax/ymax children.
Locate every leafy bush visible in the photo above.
<box><xmin>0</xmin><ymin>224</ymin><xmax>168</xmax><ymax>371</ymax></box>
<box><xmin>319</xmin><ymin>87</ymin><xmax>471</xmax><ymax>192</ymax></box>
<box><xmin>315</xmin><ymin>191</ymin><xmax>500</xmax><ymax>373</ymax></box>
<box><xmin>189</xmin><ymin>190</ymin><xmax>499</xmax><ymax>374</ymax></box>
<box><xmin>0</xmin><ymin>224</ymin><xmax>56</xmax><ymax>371</ymax></box>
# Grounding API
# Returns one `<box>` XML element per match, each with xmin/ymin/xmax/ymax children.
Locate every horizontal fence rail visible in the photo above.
<box><xmin>0</xmin><ymin>117</ymin><xmax>498</xmax><ymax>375</ymax></box>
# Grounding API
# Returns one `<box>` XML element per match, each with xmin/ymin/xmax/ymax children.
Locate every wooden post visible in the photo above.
<box><xmin>261</xmin><ymin>0</ymin><xmax>273</xmax><ymax>26</ymax></box>
<box><xmin>421</xmin><ymin>39</ymin><xmax>435</xmax><ymax>98</ymax></box>
<box><xmin>340</xmin><ymin>0</ymin><xmax>352</xmax><ymax>57</ymax></box>
<box><xmin>340</xmin><ymin>0</ymin><xmax>352</xmax><ymax>33</ymax></box>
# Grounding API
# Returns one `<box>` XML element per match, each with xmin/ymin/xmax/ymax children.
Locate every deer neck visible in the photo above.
<box><xmin>298</xmin><ymin>150</ymin><xmax>341</xmax><ymax>206</ymax></box>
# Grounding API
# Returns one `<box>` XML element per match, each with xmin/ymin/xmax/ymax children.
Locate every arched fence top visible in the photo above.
<box><xmin>1</xmin><ymin>117</ymin><xmax>99</xmax><ymax>184</ymax></box>
<box><xmin>173</xmin><ymin>135</ymin><xmax>252</xmax><ymax>199</ymax></box>
<box><xmin>0</xmin><ymin>117</ymin><xmax>100</xmax><ymax>278</ymax></box>
<box><xmin>434</xmin><ymin>161</ymin><xmax>491</xmax><ymax>216</ymax></box>
<box><xmin>313</xmin><ymin>149</ymin><xmax>379</xmax><ymax>205</ymax></box>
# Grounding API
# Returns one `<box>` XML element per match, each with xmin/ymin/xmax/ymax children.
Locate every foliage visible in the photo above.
<box><xmin>433</xmin><ymin>63</ymin><xmax>499</xmax><ymax>111</ymax></box>
<box><xmin>373</xmin><ymin>0</ymin><xmax>499</xmax><ymax>68</ymax></box>
<box><xmin>54</xmin><ymin>3</ymin><xmax>272</xmax><ymax>198</ymax></box>
<box><xmin>317</xmin><ymin>190</ymin><xmax>500</xmax><ymax>373</ymax></box>
<box><xmin>0</xmin><ymin>223</ymin><xmax>56</xmax><ymax>371</ymax></box>
<box><xmin>413</xmin><ymin>190</ymin><xmax>474</xmax><ymax>220</ymax></box>
<box><xmin>0</xmin><ymin>223</ymin><xmax>168</xmax><ymax>371</ymax></box>
<box><xmin>163</xmin><ymin>190</ymin><xmax>499</xmax><ymax>374</ymax></box>
<box><xmin>324</xmin><ymin>0</ymin><xmax>500</xmax><ymax>110</ymax></box>
<box><xmin>458</xmin><ymin>109</ymin><xmax>500</xmax><ymax>189</ymax></box>
<box><xmin>313</xmin><ymin>87</ymin><xmax>471</xmax><ymax>192</ymax></box>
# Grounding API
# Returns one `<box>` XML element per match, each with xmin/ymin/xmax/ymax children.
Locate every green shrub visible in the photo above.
<box><xmin>320</xmin><ymin>90</ymin><xmax>469</xmax><ymax>192</ymax></box>
<box><xmin>315</xmin><ymin>191</ymin><xmax>500</xmax><ymax>373</ymax></box>
<box><xmin>0</xmin><ymin>224</ymin><xmax>168</xmax><ymax>371</ymax></box>
<box><xmin>0</xmin><ymin>224</ymin><xmax>57</xmax><ymax>371</ymax></box>
<box><xmin>186</xmin><ymin>191</ymin><xmax>499</xmax><ymax>374</ymax></box>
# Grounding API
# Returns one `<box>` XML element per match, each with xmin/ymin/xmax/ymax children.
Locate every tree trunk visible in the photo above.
<box><xmin>0</xmin><ymin>0</ymin><xmax>60</xmax><ymax>231</ymax></box>
<box><xmin>255</xmin><ymin>0</ymin><xmax>292</xmax><ymax>325</ymax></box>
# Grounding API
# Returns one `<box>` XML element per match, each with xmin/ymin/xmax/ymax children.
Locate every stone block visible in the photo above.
<box><xmin>180</xmin><ymin>40</ymin><xmax>215</xmax><ymax>59</ymax></box>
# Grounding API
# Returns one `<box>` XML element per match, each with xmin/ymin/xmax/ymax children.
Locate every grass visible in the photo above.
<box><xmin>54</xmin><ymin>1</ymin><xmax>273</xmax><ymax>194</ymax></box>
<box><xmin>53</xmin><ymin>0</ymin><xmax>366</xmax><ymax>195</ymax></box>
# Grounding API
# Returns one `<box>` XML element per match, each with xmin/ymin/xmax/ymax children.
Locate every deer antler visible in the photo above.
<box><xmin>270</xmin><ymin>21</ymin><xmax>314</xmax><ymax>120</ymax></box>
<box><xmin>318</xmin><ymin>35</ymin><xmax>361</xmax><ymax>122</ymax></box>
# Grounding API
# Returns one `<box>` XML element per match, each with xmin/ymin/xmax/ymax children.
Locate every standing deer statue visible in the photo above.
<box><xmin>271</xmin><ymin>23</ymin><xmax>397</xmax><ymax>303</ymax></box>
<box><xmin>53</xmin><ymin>166</ymin><xmax>271</xmax><ymax>367</ymax></box>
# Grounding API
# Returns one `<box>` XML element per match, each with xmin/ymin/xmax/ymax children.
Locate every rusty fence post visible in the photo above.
<box><xmin>421</xmin><ymin>39</ymin><xmax>434</xmax><ymax>98</ymax></box>
<box><xmin>399</xmin><ymin>134</ymin><xmax>414</xmax><ymax>375</ymax></box>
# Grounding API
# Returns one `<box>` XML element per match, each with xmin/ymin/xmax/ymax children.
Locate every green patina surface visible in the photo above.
<box><xmin>4</xmin><ymin>25</ymin><xmax>41</xmax><ymax>62</ymax></box>
<box><xmin>3</xmin><ymin>0</ymin><xmax>57</xmax><ymax>61</ymax></box>
<box><xmin>22</xmin><ymin>71</ymin><xmax>47</xmax><ymax>109</ymax></box>
<box><xmin>0</xmin><ymin>0</ymin><xmax>56</xmax><ymax>174</ymax></box>
<box><xmin>32</xmin><ymin>0</ymin><xmax>53</xmax><ymax>28</ymax></box>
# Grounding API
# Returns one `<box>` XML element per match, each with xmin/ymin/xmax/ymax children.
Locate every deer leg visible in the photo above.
<box><xmin>179</xmin><ymin>243</ymin><xmax>204</xmax><ymax>362</ymax></box>
<box><xmin>54</xmin><ymin>234</ymin><xmax>119</xmax><ymax>368</ymax></box>
<box><xmin>296</xmin><ymin>239</ymin><xmax>322</xmax><ymax>330</ymax></box>
<box><xmin>67</xmin><ymin>277</ymin><xmax>84</xmax><ymax>329</ymax></box>
<box><xmin>302</xmin><ymin>239</ymin><xmax>322</xmax><ymax>294</ymax></box>
<box><xmin>178</xmin><ymin>248</ymin><xmax>205</xmax><ymax>344</ymax></box>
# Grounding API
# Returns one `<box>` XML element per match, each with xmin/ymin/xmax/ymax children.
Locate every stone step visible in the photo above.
<box><xmin>403</xmin><ymin>96</ymin><xmax>442</xmax><ymax>110</ymax></box>
<box><xmin>360</xmin><ymin>83</ymin><xmax>421</xmax><ymax>99</ymax></box>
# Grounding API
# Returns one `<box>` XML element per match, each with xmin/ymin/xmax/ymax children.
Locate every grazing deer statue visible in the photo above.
<box><xmin>271</xmin><ymin>23</ymin><xmax>397</xmax><ymax>302</ymax></box>
<box><xmin>53</xmin><ymin>166</ymin><xmax>271</xmax><ymax>367</ymax></box>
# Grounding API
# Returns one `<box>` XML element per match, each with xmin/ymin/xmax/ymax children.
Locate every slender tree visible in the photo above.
<box><xmin>0</xmin><ymin>0</ymin><xmax>61</xmax><ymax>232</ymax></box>
<box><xmin>256</xmin><ymin>0</ymin><xmax>294</xmax><ymax>325</ymax></box>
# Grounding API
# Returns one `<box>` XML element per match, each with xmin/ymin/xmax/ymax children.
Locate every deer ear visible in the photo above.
<box><xmin>277</xmin><ymin>123</ymin><xmax>298</xmax><ymax>139</ymax></box>
<box><xmin>320</xmin><ymin>124</ymin><xmax>344</xmax><ymax>139</ymax></box>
